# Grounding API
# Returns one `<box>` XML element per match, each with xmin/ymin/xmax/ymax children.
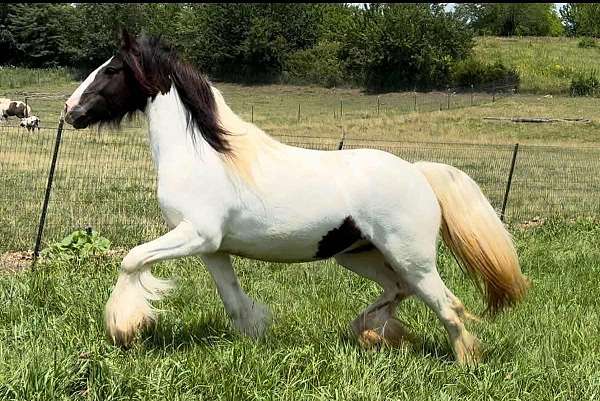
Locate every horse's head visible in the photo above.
<box><xmin>65</xmin><ymin>30</ymin><xmax>154</xmax><ymax>129</ymax></box>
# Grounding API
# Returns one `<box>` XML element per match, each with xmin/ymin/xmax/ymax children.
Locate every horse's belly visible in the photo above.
<box><xmin>221</xmin><ymin>236</ymin><xmax>321</xmax><ymax>263</ymax></box>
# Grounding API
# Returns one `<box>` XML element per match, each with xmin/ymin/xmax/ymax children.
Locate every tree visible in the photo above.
<box><xmin>7</xmin><ymin>4</ymin><xmax>77</xmax><ymax>67</ymax></box>
<box><xmin>455</xmin><ymin>3</ymin><xmax>563</xmax><ymax>37</ymax></box>
<box><xmin>561</xmin><ymin>3</ymin><xmax>600</xmax><ymax>37</ymax></box>
<box><xmin>341</xmin><ymin>4</ymin><xmax>473</xmax><ymax>90</ymax></box>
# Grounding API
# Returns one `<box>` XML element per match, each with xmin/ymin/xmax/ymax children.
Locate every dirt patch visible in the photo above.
<box><xmin>0</xmin><ymin>251</ymin><xmax>33</xmax><ymax>273</ymax></box>
<box><xmin>517</xmin><ymin>216</ymin><xmax>546</xmax><ymax>230</ymax></box>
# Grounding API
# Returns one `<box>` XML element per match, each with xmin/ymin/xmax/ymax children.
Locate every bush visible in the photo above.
<box><xmin>451</xmin><ymin>58</ymin><xmax>520</xmax><ymax>90</ymax></box>
<box><xmin>578</xmin><ymin>37</ymin><xmax>597</xmax><ymax>48</ymax></box>
<box><xmin>570</xmin><ymin>71</ymin><xmax>600</xmax><ymax>96</ymax></box>
<box><xmin>283</xmin><ymin>40</ymin><xmax>346</xmax><ymax>87</ymax></box>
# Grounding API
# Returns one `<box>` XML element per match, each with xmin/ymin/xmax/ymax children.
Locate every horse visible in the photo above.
<box><xmin>64</xmin><ymin>30</ymin><xmax>528</xmax><ymax>365</ymax></box>
<box><xmin>0</xmin><ymin>98</ymin><xmax>31</xmax><ymax>120</ymax></box>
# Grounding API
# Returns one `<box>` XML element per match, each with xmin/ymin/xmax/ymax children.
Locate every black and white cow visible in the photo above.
<box><xmin>20</xmin><ymin>116</ymin><xmax>40</xmax><ymax>132</ymax></box>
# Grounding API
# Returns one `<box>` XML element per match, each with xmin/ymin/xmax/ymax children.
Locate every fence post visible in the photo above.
<box><xmin>338</xmin><ymin>127</ymin><xmax>346</xmax><ymax>150</ymax></box>
<box><xmin>470</xmin><ymin>84</ymin><xmax>474</xmax><ymax>106</ymax></box>
<box><xmin>500</xmin><ymin>143</ymin><xmax>519</xmax><ymax>222</ymax></box>
<box><xmin>251</xmin><ymin>105</ymin><xmax>254</xmax><ymax>123</ymax></box>
<box><xmin>414</xmin><ymin>86</ymin><xmax>417</xmax><ymax>112</ymax></box>
<box><xmin>377</xmin><ymin>96</ymin><xmax>380</xmax><ymax>116</ymax></box>
<box><xmin>25</xmin><ymin>97</ymin><xmax>29</xmax><ymax>117</ymax></box>
<box><xmin>297</xmin><ymin>103</ymin><xmax>300</xmax><ymax>123</ymax></box>
<box><xmin>32</xmin><ymin>113</ymin><xmax>65</xmax><ymax>268</ymax></box>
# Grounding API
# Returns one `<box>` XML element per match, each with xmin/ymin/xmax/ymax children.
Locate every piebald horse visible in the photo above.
<box><xmin>64</xmin><ymin>31</ymin><xmax>528</xmax><ymax>365</ymax></box>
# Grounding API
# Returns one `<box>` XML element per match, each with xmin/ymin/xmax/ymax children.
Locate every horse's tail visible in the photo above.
<box><xmin>415</xmin><ymin>161</ymin><xmax>528</xmax><ymax>313</ymax></box>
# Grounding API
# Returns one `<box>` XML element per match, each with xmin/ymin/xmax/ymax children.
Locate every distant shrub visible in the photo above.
<box><xmin>283</xmin><ymin>40</ymin><xmax>346</xmax><ymax>88</ymax></box>
<box><xmin>578</xmin><ymin>37</ymin><xmax>597</xmax><ymax>48</ymax></box>
<box><xmin>451</xmin><ymin>58</ymin><xmax>520</xmax><ymax>90</ymax></box>
<box><xmin>570</xmin><ymin>71</ymin><xmax>600</xmax><ymax>96</ymax></box>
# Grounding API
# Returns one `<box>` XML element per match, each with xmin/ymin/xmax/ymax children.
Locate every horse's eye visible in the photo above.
<box><xmin>104</xmin><ymin>67</ymin><xmax>118</xmax><ymax>75</ymax></box>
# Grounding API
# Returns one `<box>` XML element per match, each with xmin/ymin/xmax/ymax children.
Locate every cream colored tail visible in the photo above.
<box><xmin>416</xmin><ymin>161</ymin><xmax>528</xmax><ymax>313</ymax></box>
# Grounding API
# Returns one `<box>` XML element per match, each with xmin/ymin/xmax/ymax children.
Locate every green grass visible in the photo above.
<box><xmin>474</xmin><ymin>36</ymin><xmax>600</xmax><ymax>95</ymax></box>
<box><xmin>1</xmin><ymin>65</ymin><xmax>600</xmax><ymax>400</ymax></box>
<box><xmin>0</xmin><ymin>67</ymin><xmax>74</xmax><ymax>92</ymax></box>
<box><xmin>0</xmin><ymin>219</ymin><xmax>599</xmax><ymax>400</ymax></box>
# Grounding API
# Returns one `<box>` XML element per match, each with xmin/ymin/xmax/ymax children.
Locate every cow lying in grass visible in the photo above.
<box><xmin>0</xmin><ymin>98</ymin><xmax>31</xmax><ymax>121</ymax></box>
<box><xmin>20</xmin><ymin>116</ymin><xmax>40</xmax><ymax>132</ymax></box>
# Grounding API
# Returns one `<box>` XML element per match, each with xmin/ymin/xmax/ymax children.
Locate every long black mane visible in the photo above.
<box><xmin>121</xmin><ymin>34</ymin><xmax>230</xmax><ymax>153</ymax></box>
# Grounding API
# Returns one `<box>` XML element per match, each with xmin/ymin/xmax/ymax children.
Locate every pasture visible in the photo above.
<box><xmin>474</xmin><ymin>36</ymin><xmax>600</xmax><ymax>94</ymax></box>
<box><xmin>1</xmin><ymin>66</ymin><xmax>600</xmax><ymax>400</ymax></box>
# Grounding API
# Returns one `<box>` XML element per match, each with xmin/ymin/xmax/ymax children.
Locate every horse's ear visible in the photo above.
<box><xmin>121</xmin><ymin>28</ymin><xmax>137</xmax><ymax>50</ymax></box>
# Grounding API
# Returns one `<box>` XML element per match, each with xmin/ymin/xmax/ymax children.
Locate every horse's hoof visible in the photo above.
<box><xmin>233</xmin><ymin>302</ymin><xmax>272</xmax><ymax>339</ymax></box>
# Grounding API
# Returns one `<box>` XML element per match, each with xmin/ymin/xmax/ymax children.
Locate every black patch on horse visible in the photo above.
<box><xmin>315</xmin><ymin>216</ymin><xmax>364</xmax><ymax>259</ymax></box>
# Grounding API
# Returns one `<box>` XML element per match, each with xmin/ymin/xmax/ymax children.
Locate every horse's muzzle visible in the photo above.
<box><xmin>64</xmin><ymin>105</ymin><xmax>90</xmax><ymax>129</ymax></box>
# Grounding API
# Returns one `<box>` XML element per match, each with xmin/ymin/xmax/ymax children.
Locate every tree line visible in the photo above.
<box><xmin>0</xmin><ymin>3</ymin><xmax>598</xmax><ymax>91</ymax></box>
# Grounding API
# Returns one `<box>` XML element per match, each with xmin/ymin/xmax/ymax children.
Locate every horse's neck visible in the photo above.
<box><xmin>145</xmin><ymin>86</ymin><xmax>216</xmax><ymax>168</ymax></box>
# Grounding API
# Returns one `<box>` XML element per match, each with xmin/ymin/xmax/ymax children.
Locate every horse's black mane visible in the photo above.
<box><xmin>121</xmin><ymin>34</ymin><xmax>230</xmax><ymax>153</ymax></box>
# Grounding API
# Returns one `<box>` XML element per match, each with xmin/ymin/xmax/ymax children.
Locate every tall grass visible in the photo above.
<box><xmin>0</xmin><ymin>67</ymin><xmax>74</xmax><ymax>92</ymax></box>
<box><xmin>474</xmin><ymin>36</ymin><xmax>600</xmax><ymax>94</ymax></box>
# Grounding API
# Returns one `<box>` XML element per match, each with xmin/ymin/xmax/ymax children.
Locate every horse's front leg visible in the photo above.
<box><xmin>201</xmin><ymin>253</ymin><xmax>271</xmax><ymax>338</ymax></box>
<box><xmin>105</xmin><ymin>220</ymin><xmax>218</xmax><ymax>347</ymax></box>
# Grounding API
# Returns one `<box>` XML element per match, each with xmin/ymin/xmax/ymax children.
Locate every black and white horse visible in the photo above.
<box><xmin>64</xmin><ymin>31</ymin><xmax>528</xmax><ymax>365</ymax></box>
<box><xmin>0</xmin><ymin>98</ymin><xmax>31</xmax><ymax>120</ymax></box>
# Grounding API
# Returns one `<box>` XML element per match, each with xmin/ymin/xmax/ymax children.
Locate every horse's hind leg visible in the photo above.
<box><xmin>335</xmin><ymin>248</ymin><xmax>413</xmax><ymax>348</ymax></box>
<box><xmin>379</xmin><ymin>237</ymin><xmax>481</xmax><ymax>365</ymax></box>
<box><xmin>105</xmin><ymin>221</ymin><xmax>213</xmax><ymax>347</ymax></box>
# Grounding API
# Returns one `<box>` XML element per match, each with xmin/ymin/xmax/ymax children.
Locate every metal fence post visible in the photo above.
<box><xmin>470</xmin><ymin>84</ymin><xmax>474</xmax><ymax>106</ymax></box>
<box><xmin>251</xmin><ymin>105</ymin><xmax>254</xmax><ymax>123</ymax></box>
<box><xmin>377</xmin><ymin>96</ymin><xmax>380</xmax><ymax>116</ymax></box>
<box><xmin>338</xmin><ymin>127</ymin><xmax>346</xmax><ymax>150</ymax></box>
<box><xmin>297</xmin><ymin>103</ymin><xmax>300</xmax><ymax>123</ymax></box>
<box><xmin>25</xmin><ymin>97</ymin><xmax>29</xmax><ymax>117</ymax></box>
<box><xmin>32</xmin><ymin>114</ymin><xmax>65</xmax><ymax>267</ymax></box>
<box><xmin>501</xmin><ymin>143</ymin><xmax>519</xmax><ymax>222</ymax></box>
<box><xmin>414</xmin><ymin>86</ymin><xmax>417</xmax><ymax>112</ymax></box>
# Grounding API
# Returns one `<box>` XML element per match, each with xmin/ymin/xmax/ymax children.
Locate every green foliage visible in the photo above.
<box><xmin>341</xmin><ymin>4</ymin><xmax>473</xmax><ymax>91</ymax></box>
<box><xmin>578</xmin><ymin>37</ymin><xmax>597</xmax><ymax>48</ymax></box>
<box><xmin>570</xmin><ymin>71</ymin><xmax>600</xmax><ymax>96</ymax></box>
<box><xmin>0</xmin><ymin>3</ymin><xmax>474</xmax><ymax>90</ymax></box>
<box><xmin>283</xmin><ymin>40</ymin><xmax>345</xmax><ymax>88</ymax></box>
<box><xmin>451</xmin><ymin>58</ymin><xmax>520</xmax><ymax>89</ymax></box>
<box><xmin>41</xmin><ymin>229</ymin><xmax>111</xmax><ymax>262</ymax></box>
<box><xmin>455</xmin><ymin>3</ymin><xmax>564</xmax><ymax>37</ymax></box>
<box><xmin>561</xmin><ymin>3</ymin><xmax>600</xmax><ymax>37</ymax></box>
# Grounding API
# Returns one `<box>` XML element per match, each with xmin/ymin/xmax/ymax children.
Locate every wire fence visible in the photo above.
<box><xmin>1</xmin><ymin>122</ymin><xmax>600</xmax><ymax>255</ymax></box>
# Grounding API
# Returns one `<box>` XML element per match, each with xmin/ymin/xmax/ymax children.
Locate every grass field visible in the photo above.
<box><xmin>474</xmin><ymin>36</ymin><xmax>600</xmax><ymax>94</ymax></box>
<box><xmin>1</xmin><ymin>220</ymin><xmax>599</xmax><ymax>400</ymax></box>
<box><xmin>1</xmin><ymin>62</ymin><xmax>600</xmax><ymax>400</ymax></box>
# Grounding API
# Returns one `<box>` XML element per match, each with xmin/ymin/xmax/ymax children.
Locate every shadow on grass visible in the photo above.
<box><xmin>337</xmin><ymin>327</ymin><xmax>456</xmax><ymax>364</ymax></box>
<box><xmin>142</xmin><ymin>317</ymin><xmax>235</xmax><ymax>351</ymax></box>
